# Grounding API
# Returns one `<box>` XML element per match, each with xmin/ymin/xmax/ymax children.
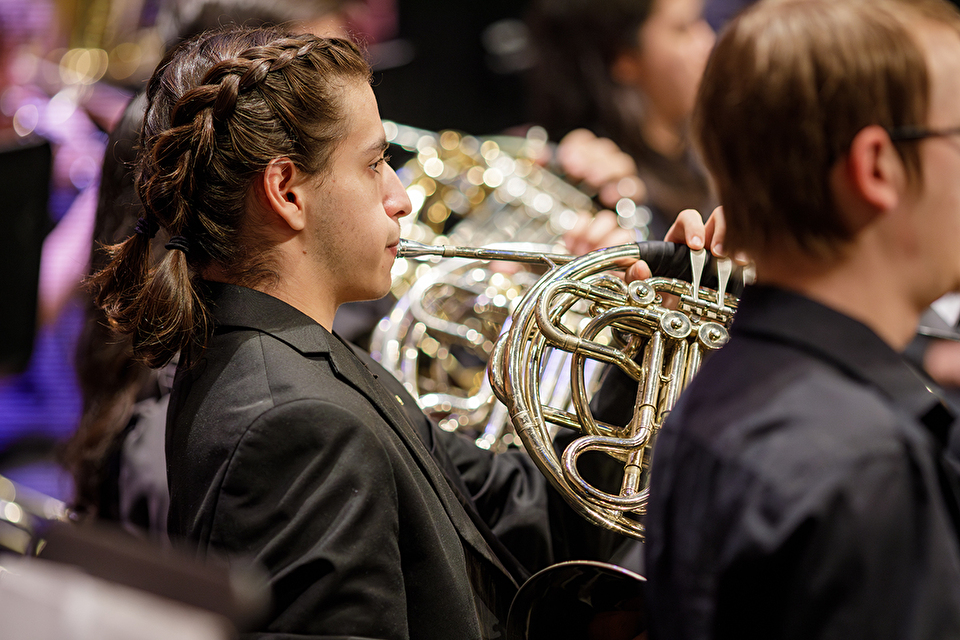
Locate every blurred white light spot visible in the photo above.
<box><xmin>391</xmin><ymin>258</ymin><xmax>410</xmax><ymax>277</ymax></box>
<box><xmin>13</xmin><ymin>104</ymin><xmax>39</xmax><ymax>137</ymax></box>
<box><xmin>482</xmin><ymin>167</ymin><xmax>503</xmax><ymax>188</ymax></box>
<box><xmin>636</xmin><ymin>206</ymin><xmax>653</xmax><ymax>226</ymax></box>
<box><xmin>532</xmin><ymin>193</ymin><xmax>554</xmax><ymax>213</ymax></box>
<box><xmin>407</xmin><ymin>185</ymin><xmax>426</xmax><ymax>214</ymax></box>
<box><xmin>506</xmin><ymin>176</ymin><xmax>527</xmax><ymax>198</ymax></box>
<box><xmin>416</xmin><ymin>135</ymin><xmax>437</xmax><ymax>153</ymax></box>
<box><xmin>383</xmin><ymin>120</ymin><xmax>399</xmax><ymax>141</ymax></box>
<box><xmin>47</xmin><ymin>90</ymin><xmax>78</xmax><ymax>125</ymax></box>
<box><xmin>616</xmin><ymin>197</ymin><xmax>637</xmax><ymax>217</ymax></box>
<box><xmin>423</xmin><ymin>157</ymin><xmax>444</xmax><ymax>178</ymax></box>
<box><xmin>3</xmin><ymin>501</ymin><xmax>23</xmax><ymax>524</ymax></box>
<box><xmin>557</xmin><ymin>209</ymin><xmax>579</xmax><ymax>231</ymax></box>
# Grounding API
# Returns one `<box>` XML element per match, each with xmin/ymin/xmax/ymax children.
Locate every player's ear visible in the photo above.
<box><xmin>610</xmin><ymin>47</ymin><xmax>644</xmax><ymax>86</ymax></box>
<box><xmin>846</xmin><ymin>125</ymin><xmax>906</xmax><ymax>213</ymax></box>
<box><xmin>830</xmin><ymin>125</ymin><xmax>906</xmax><ymax>234</ymax></box>
<box><xmin>262</xmin><ymin>158</ymin><xmax>308</xmax><ymax>231</ymax></box>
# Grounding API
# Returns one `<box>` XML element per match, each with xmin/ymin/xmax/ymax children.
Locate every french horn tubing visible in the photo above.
<box><xmin>398</xmin><ymin>239</ymin><xmax>743</xmax><ymax>540</ymax></box>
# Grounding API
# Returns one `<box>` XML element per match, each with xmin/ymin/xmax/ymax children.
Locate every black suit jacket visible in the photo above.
<box><xmin>167</xmin><ymin>283</ymin><xmax>545</xmax><ymax>639</ymax></box>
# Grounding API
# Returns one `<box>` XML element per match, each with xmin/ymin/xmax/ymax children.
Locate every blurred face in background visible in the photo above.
<box><xmin>613</xmin><ymin>0</ymin><xmax>715</xmax><ymax>148</ymax></box>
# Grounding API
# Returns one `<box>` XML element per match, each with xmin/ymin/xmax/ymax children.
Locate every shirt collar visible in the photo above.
<box><xmin>203</xmin><ymin>281</ymin><xmax>333</xmax><ymax>355</ymax></box>
<box><xmin>732</xmin><ymin>285</ymin><xmax>956</xmax><ymax>445</ymax></box>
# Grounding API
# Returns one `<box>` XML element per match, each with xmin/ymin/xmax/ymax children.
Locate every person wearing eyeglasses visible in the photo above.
<box><xmin>643</xmin><ymin>1</ymin><xmax>960</xmax><ymax>638</ymax></box>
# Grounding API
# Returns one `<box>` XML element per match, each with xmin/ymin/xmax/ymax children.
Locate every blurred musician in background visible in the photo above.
<box><xmin>525</xmin><ymin>0</ymin><xmax>716</xmax><ymax>240</ymax></box>
<box><xmin>0</xmin><ymin>0</ymin><xmax>108</xmax><ymax>497</ymax></box>
<box><xmin>645</xmin><ymin>0</ymin><xmax>960</xmax><ymax>637</ymax></box>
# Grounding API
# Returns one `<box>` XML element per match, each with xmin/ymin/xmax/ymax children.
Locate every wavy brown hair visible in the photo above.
<box><xmin>87</xmin><ymin>27</ymin><xmax>370</xmax><ymax>368</ymax></box>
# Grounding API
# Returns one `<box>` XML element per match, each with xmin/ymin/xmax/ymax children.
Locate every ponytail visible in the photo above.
<box><xmin>131</xmin><ymin>242</ymin><xmax>208</xmax><ymax>368</ymax></box>
<box><xmin>88</xmin><ymin>218</ymin><xmax>208</xmax><ymax>368</ymax></box>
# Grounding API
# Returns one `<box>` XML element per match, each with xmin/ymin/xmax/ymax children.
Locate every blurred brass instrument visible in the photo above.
<box><xmin>381</xmin><ymin>120</ymin><xmax>653</xmax><ymax>297</ymax></box>
<box><xmin>0</xmin><ymin>473</ymin><xmax>69</xmax><ymax>556</ymax></box>
<box><xmin>371</xmin><ymin>123</ymin><xmax>651</xmax><ymax>450</ymax></box>
<box><xmin>382</xmin><ymin>121</ymin><xmax>612</xmax><ymax>299</ymax></box>
<box><xmin>397</xmin><ymin>239</ymin><xmax>741</xmax><ymax>540</ymax></box>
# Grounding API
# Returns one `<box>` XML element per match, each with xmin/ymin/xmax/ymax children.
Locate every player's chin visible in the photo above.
<box><xmin>372</xmin><ymin>271</ymin><xmax>394</xmax><ymax>300</ymax></box>
<box><xmin>349</xmin><ymin>272</ymin><xmax>393</xmax><ymax>304</ymax></box>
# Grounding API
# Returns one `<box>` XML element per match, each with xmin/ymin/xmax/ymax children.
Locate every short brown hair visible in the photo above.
<box><xmin>693</xmin><ymin>0</ymin><xmax>959</xmax><ymax>260</ymax></box>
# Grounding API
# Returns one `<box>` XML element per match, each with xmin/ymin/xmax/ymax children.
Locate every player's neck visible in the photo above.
<box><xmin>755</xmin><ymin>243</ymin><xmax>924</xmax><ymax>351</ymax></box>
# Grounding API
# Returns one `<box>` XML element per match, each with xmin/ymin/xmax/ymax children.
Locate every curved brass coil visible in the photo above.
<box><xmin>397</xmin><ymin>239</ymin><xmax>742</xmax><ymax>540</ymax></box>
<box><xmin>371</xmin><ymin>241</ymin><xmax>606</xmax><ymax>451</ymax></box>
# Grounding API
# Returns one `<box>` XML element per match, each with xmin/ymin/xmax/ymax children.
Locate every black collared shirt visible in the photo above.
<box><xmin>645</xmin><ymin>285</ymin><xmax>960</xmax><ymax>640</ymax></box>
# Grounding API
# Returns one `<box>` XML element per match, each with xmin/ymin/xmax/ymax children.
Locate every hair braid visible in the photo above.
<box><xmin>89</xmin><ymin>26</ymin><xmax>370</xmax><ymax>367</ymax></box>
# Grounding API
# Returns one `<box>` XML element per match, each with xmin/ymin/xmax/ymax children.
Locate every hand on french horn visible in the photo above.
<box><xmin>625</xmin><ymin>206</ymin><xmax>728</xmax><ymax>283</ymax></box>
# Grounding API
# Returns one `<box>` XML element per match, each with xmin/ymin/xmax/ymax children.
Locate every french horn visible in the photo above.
<box><xmin>371</xmin><ymin>123</ymin><xmax>651</xmax><ymax>450</ymax></box>
<box><xmin>397</xmin><ymin>239</ymin><xmax>743</xmax><ymax>541</ymax></box>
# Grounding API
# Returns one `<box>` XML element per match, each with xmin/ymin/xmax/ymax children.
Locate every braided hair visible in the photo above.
<box><xmin>88</xmin><ymin>26</ymin><xmax>370</xmax><ymax>368</ymax></box>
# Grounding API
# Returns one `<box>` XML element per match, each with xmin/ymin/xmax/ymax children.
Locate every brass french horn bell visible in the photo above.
<box><xmin>398</xmin><ymin>239</ymin><xmax>743</xmax><ymax>540</ymax></box>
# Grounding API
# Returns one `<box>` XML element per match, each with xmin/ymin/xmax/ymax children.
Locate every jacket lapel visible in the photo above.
<box><xmin>207</xmin><ymin>282</ymin><xmax>518</xmax><ymax>586</ymax></box>
<box><xmin>324</xmin><ymin>334</ymin><xmax>518</xmax><ymax>585</ymax></box>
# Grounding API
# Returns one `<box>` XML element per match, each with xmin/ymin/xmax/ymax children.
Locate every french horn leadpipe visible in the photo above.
<box><xmin>398</xmin><ymin>239</ymin><xmax>574</xmax><ymax>266</ymax></box>
<box><xmin>398</xmin><ymin>238</ymin><xmax>742</xmax><ymax>299</ymax></box>
<box><xmin>396</xmin><ymin>238</ymin><xmax>742</xmax><ymax>540</ymax></box>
